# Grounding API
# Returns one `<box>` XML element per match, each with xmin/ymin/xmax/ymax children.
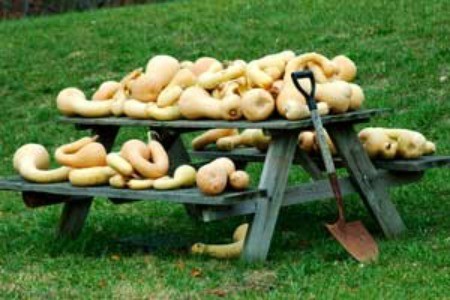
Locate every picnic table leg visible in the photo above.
<box><xmin>58</xmin><ymin>125</ymin><xmax>119</xmax><ymax>239</ymax></box>
<box><xmin>242</xmin><ymin>132</ymin><xmax>297</xmax><ymax>262</ymax></box>
<box><xmin>327</xmin><ymin>124</ymin><xmax>406</xmax><ymax>238</ymax></box>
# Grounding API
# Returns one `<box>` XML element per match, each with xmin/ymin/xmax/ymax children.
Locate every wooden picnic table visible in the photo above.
<box><xmin>1</xmin><ymin>108</ymin><xmax>449</xmax><ymax>262</ymax></box>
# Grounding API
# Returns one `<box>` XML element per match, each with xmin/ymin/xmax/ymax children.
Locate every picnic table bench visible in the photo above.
<box><xmin>0</xmin><ymin>108</ymin><xmax>449</xmax><ymax>262</ymax></box>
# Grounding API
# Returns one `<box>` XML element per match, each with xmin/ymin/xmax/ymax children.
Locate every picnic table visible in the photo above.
<box><xmin>1</xmin><ymin>108</ymin><xmax>449</xmax><ymax>262</ymax></box>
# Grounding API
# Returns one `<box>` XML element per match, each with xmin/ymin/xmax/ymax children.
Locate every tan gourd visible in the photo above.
<box><xmin>315</xmin><ymin>80</ymin><xmax>352</xmax><ymax>114</ymax></box>
<box><xmin>196</xmin><ymin>158</ymin><xmax>236</xmax><ymax>195</ymax></box>
<box><xmin>179</xmin><ymin>87</ymin><xmax>242</xmax><ymax>120</ymax></box>
<box><xmin>127</xmin><ymin>178</ymin><xmax>154</xmax><ymax>190</ymax></box>
<box><xmin>191</xmin><ymin>128</ymin><xmax>239</xmax><ymax>150</ymax></box>
<box><xmin>240</xmin><ymin>89</ymin><xmax>275</xmax><ymax>121</ymax></box>
<box><xmin>129</xmin><ymin>55</ymin><xmax>180</xmax><ymax>102</ymax></box>
<box><xmin>285</xmin><ymin>52</ymin><xmax>336</xmax><ymax>79</ymax></box>
<box><xmin>120</xmin><ymin>134</ymin><xmax>169</xmax><ymax>179</ymax></box>
<box><xmin>358</xmin><ymin>128</ymin><xmax>398</xmax><ymax>159</ymax></box>
<box><xmin>109</xmin><ymin>174</ymin><xmax>128</xmax><ymax>189</ymax></box>
<box><xmin>156</xmin><ymin>68</ymin><xmax>197</xmax><ymax>107</ymax></box>
<box><xmin>55</xmin><ymin>136</ymin><xmax>107</xmax><ymax>168</ymax></box>
<box><xmin>110</xmin><ymin>68</ymin><xmax>144</xmax><ymax>116</ymax></box>
<box><xmin>147</xmin><ymin>103</ymin><xmax>182</xmax><ymax>121</ymax></box>
<box><xmin>216</xmin><ymin>129</ymin><xmax>271</xmax><ymax>151</ymax></box>
<box><xmin>191</xmin><ymin>223</ymin><xmax>249</xmax><ymax>259</ymax></box>
<box><xmin>247</xmin><ymin>50</ymin><xmax>295</xmax><ymax>88</ymax></box>
<box><xmin>198</xmin><ymin>61</ymin><xmax>246</xmax><ymax>90</ymax></box>
<box><xmin>382</xmin><ymin>128</ymin><xmax>436</xmax><ymax>159</ymax></box>
<box><xmin>56</xmin><ymin>88</ymin><xmax>112</xmax><ymax>117</ymax></box>
<box><xmin>229</xmin><ymin>170</ymin><xmax>250</xmax><ymax>190</ymax></box>
<box><xmin>332</xmin><ymin>55</ymin><xmax>357</xmax><ymax>82</ymax></box>
<box><xmin>298</xmin><ymin>131</ymin><xmax>316</xmax><ymax>153</ymax></box>
<box><xmin>123</xmin><ymin>99</ymin><xmax>149</xmax><ymax>119</ymax></box>
<box><xmin>13</xmin><ymin>144</ymin><xmax>70</xmax><ymax>183</ymax></box>
<box><xmin>92</xmin><ymin>81</ymin><xmax>121</xmax><ymax>100</ymax></box>
<box><xmin>189</xmin><ymin>57</ymin><xmax>223</xmax><ymax>76</ymax></box>
<box><xmin>106</xmin><ymin>153</ymin><xmax>134</xmax><ymax>177</ymax></box>
<box><xmin>153</xmin><ymin>165</ymin><xmax>197</xmax><ymax>190</ymax></box>
<box><xmin>69</xmin><ymin>166</ymin><xmax>116</xmax><ymax>187</ymax></box>
<box><xmin>349</xmin><ymin>83</ymin><xmax>365</xmax><ymax>110</ymax></box>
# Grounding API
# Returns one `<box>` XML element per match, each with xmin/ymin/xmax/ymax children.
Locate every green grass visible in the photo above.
<box><xmin>0</xmin><ymin>0</ymin><xmax>449</xmax><ymax>298</ymax></box>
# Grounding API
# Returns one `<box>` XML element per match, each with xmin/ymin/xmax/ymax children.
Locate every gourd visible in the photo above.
<box><xmin>314</xmin><ymin>80</ymin><xmax>352</xmax><ymax>114</ymax></box>
<box><xmin>191</xmin><ymin>223</ymin><xmax>249</xmax><ymax>259</ymax></box>
<box><xmin>153</xmin><ymin>165</ymin><xmax>197</xmax><ymax>190</ymax></box>
<box><xmin>358</xmin><ymin>128</ymin><xmax>398</xmax><ymax>159</ymax></box>
<box><xmin>127</xmin><ymin>178</ymin><xmax>154</xmax><ymax>190</ymax></box>
<box><xmin>13</xmin><ymin>144</ymin><xmax>70</xmax><ymax>183</ymax></box>
<box><xmin>120</xmin><ymin>134</ymin><xmax>169</xmax><ymax>179</ymax></box>
<box><xmin>179</xmin><ymin>87</ymin><xmax>242</xmax><ymax>120</ymax></box>
<box><xmin>92</xmin><ymin>81</ymin><xmax>121</xmax><ymax>100</ymax></box>
<box><xmin>349</xmin><ymin>83</ymin><xmax>365</xmax><ymax>110</ymax></box>
<box><xmin>240</xmin><ymin>89</ymin><xmax>275</xmax><ymax>121</ymax></box>
<box><xmin>69</xmin><ymin>166</ymin><xmax>116</xmax><ymax>187</ymax></box>
<box><xmin>191</xmin><ymin>128</ymin><xmax>239</xmax><ymax>150</ymax></box>
<box><xmin>332</xmin><ymin>55</ymin><xmax>357</xmax><ymax>82</ymax></box>
<box><xmin>129</xmin><ymin>55</ymin><xmax>180</xmax><ymax>102</ymax></box>
<box><xmin>147</xmin><ymin>103</ymin><xmax>182</xmax><ymax>121</ymax></box>
<box><xmin>229</xmin><ymin>170</ymin><xmax>250</xmax><ymax>190</ymax></box>
<box><xmin>106</xmin><ymin>153</ymin><xmax>134</xmax><ymax>177</ymax></box>
<box><xmin>55</xmin><ymin>136</ymin><xmax>107</xmax><ymax>168</ymax></box>
<box><xmin>216</xmin><ymin>129</ymin><xmax>271</xmax><ymax>151</ymax></box>
<box><xmin>382</xmin><ymin>128</ymin><xmax>436</xmax><ymax>159</ymax></box>
<box><xmin>157</xmin><ymin>68</ymin><xmax>197</xmax><ymax>107</ymax></box>
<box><xmin>56</xmin><ymin>88</ymin><xmax>113</xmax><ymax>117</ymax></box>
<box><xmin>247</xmin><ymin>50</ymin><xmax>295</xmax><ymax>88</ymax></box>
<box><xmin>123</xmin><ymin>99</ymin><xmax>149</xmax><ymax>119</ymax></box>
<box><xmin>189</xmin><ymin>57</ymin><xmax>223</xmax><ymax>76</ymax></box>
<box><xmin>109</xmin><ymin>174</ymin><xmax>128</xmax><ymax>188</ymax></box>
<box><xmin>298</xmin><ymin>130</ymin><xmax>337</xmax><ymax>155</ymax></box>
<box><xmin>196</xmin><ymin>158</ymin><xmax>236</xmax><ymax>195</ymax></box>
<box><xmin>198</xmin><ymin>60</ymin><xmax>246</xmax><ymax>90</ymax></box>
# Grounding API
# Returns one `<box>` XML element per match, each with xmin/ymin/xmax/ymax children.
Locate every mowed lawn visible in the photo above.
<box><xmin>0</xmin><ymin>0</ymin><xmax>449</xmax><ymax>298</ymax></box>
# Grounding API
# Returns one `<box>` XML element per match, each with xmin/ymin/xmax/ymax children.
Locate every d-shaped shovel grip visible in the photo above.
<box><xmin>290</xmin><ymin>70</ymin><xmax>317</xmax><ymax>111</ymax></box>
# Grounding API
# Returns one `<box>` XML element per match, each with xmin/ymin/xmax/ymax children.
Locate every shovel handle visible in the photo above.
<box><xmin>290</xmin><ymin>70</ymin><xmax>317</xmax><ymax>111</ymax></box>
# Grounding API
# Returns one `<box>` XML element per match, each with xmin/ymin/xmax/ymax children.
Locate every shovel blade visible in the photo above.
<box><xmin>326</xmin><ymin>220</ymin><xmax>379</xmax><ymax>263</ymax></box>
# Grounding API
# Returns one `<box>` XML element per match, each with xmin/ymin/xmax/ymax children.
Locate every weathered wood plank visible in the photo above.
<box><xmin>59</xmin><ymin>108</ymin><xmax>388</xmax><ymax>130</ymax></box>
<box><xmin>190</xmin><ymin>148</ymin><xmax>450</xmax><ymax>172</ymax></box>
<box><xmin>0</xmin><ymin>177</ymin><xmax>265</xmax><ymax>206</ymax></box>
<box><xmin>242</xmin><ymin>132</ymin><xmax>298</xmax><ymax>262</ymax></box>
<box><xmin>327</xmin><ymin>124</ymin><xmax>406</xmax><ymax>238</ymax></box>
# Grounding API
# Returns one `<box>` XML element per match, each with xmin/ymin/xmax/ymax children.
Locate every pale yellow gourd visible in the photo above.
<box><xmin>127</xmin><ymin>178</ymin><xmax>154</xmax><ymax>190</ymax></box>
<box><xmin>332</xmin><ymin>55</ymin><xmax>357</xmax><ymax>82</ymax></box>
<box><xmin>198</xmin><ymin>60</ymin><xmax>246</xmax><ymax>90</ymax></box>
<box><xmin>179</xmin><ymin>87</ymin><xmax>242</xmax><ymax>120</ymax></box>
<box><xmin>229</xmin><ymin>170</ymin><xmax>250</xmax><ymax>190</ymax></box>
<box><xmin>216</xmin><ymin>129</ymin><xmax>271</xmax><ymax>151</ymax></box>
<box><xmin>106</xmin><ymin>153</ymin><xmax>134</xmax><ymax>177</ymax></box>
<box><xmin>56</xmin><ymin>88</ymin><xmax>113</xmax><ymax>117</ymax></box>
<box><xmin>191</xmin><ymin>223</ymin><xmax>249</xmax><ymax>259</ymax></box>
<box><xmin>92</xmin><ymin>81</ymin><xmax>121</xmax><ymax>100</ymax></box>
<box><xmin>358</xmin><ymin>128</ymin><xmax>398</xmax><ymax>159</ymax></box>
<box><xmin>247</xmin><ymin>50</ymin><xmax>295</xmax><ymax>88</ymax></box>
<box><xmin>157</xmin><ymin>68</ymin><xmax>197</xmax><ymax>107</ymax></box>
<box><xmin>123</xmin><ymin>99</ymin><xmax>149</xmax><ymax>119</ymax></box>
<box><xmin>240</xmin><ymin>89</ymin><xmax>275</xmax><ymax>121</ymax></box>
<box><xmin>147</xmin><ymin>103</ymin><xmax>182</xmax><ymax>121</ymax></box>
<box><xmin>298</xmin><ymin>131</ymin><xmax>316</xmax><ymax>153</ymax></box>
<box><xmin>129</xmin><ymin>55</ymin><xmax>180</xmax><ymax>102</ymax></box>
<box><xmin>109</xmin><ymin>174</ymin><xmax>128</xmax><ymax>189</ymax></box>
<box><xmin>55</xmin><ymin>136</ymin><xmax>107</xmax><ymax>168</ymax></box>
<box><xmin>13</xmin><ymin>144</ymin><xmax>70</xmax><ymax>183</ymax></box>
<box><xmin>196</xmin><ymin>158</ymin><xmax>236</xmax><ymax>195</ymax></box>
<box><xmin>69</xmin><ymin>166</ymin><xmax>116</xmax><ymax>187</ymax></box>
<box><xmin>191</xmin><ymin>128</ymin><xmax>239</xmax><ymax>150</ymax></box>
<box><xmin>189</xmin><ymin>57</ymin><xmax>223</xmax><ymax>76</ymax></box>
<box><xmin>349</xmin><ymin>83</ymin><xmax>365</xmax><ymax>110</ymax></box>
<box><xmin>382</xmin><ymin>128</ymin><xmax>436</xmax><ymax>159</ymax></box>
<box><xmin>153</xmin><ymin>165</ymin><xmax>197</xmax><ymax>190</ymax></box>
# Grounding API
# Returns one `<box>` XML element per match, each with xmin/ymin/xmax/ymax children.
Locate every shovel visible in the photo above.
<box><xmin>291</xmin><ymin>70</ymin><xmax>379</xmax><ymax>263</ymax></box>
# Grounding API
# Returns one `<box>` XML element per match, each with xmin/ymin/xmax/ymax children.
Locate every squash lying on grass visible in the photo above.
<box><xmin>191</xmin><ymin>223</ymin><xmax>249</xmax><ymax>259</ymax></box>
<box><xmin>13</xmin><ymin>144</ymin><xmax>70</xmax><ymax>183</ymax></box>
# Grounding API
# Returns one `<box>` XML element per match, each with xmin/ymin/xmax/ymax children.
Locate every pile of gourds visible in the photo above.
<box><xmin>13</xmin><ymin>133</ymin><xmax>250</xmax><ymax>195</ymax></box>
<box><xmin>56</xmin><ymin>51</ymin><xmax>364</xmax><ymax>121</ymax></box>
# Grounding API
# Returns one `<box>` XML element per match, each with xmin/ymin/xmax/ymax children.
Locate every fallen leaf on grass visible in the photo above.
<box><xmin>190</xmin><ymin>268</ymin><xmax>202</xmax><ymax>278</ymax></box>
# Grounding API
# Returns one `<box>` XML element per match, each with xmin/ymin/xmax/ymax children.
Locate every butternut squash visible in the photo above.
<box><xmin>191</xmin><ymin>128</ymin><xmax>239</xmax><ymax>150</ymax></box>
<box><xmin>229</xmin><ymin>170</ymin><xmax>250</xmax><ymax>190</ymax></box>
<box><xmin>189</xmin><ymin>57</ymin><xmax>223</xmax><ymax>76</ymax></box>
<box><xmin>147</xmin><ymin>103</ymin><xmax>182</xmax><ymax>121</ymax></box>
<box><xmin>106</xmin><ymin>153</ymin><xmax>134</xmax><ymax>177</ymax></box>
<box><xmin>382</xmin><ymin>128</ymin><xmax>436</xmax><ymax>159</ymax></box>
<box><xmin>92</xmin><ymin>81</ymin><xmax>121</xmax><ymax>100</ymax></box>
<box><xmin>179</xmin><ymin>87</ymin><xmax>242</xmax><ymax>120</ymax></box>
<box><xmin>57</xmin><ymin>88</ymin><xmax>112</xmax><ymax>117</ymax></box>
<box><xmin>69</xmin><ymin>166</ymin><xmax>116</xmax><ymax>187</ymax></box>
<box><xmin>191</xmin><ymin>223</ymin><xmax>248</xmax><ymax>259</ymax></box>
<box><xmin>332</xmin><ymin>55</ymin><xmax>357</xmax><ymax>82</ymax></box>
<box><xmin>196</xmin><ymin>158</ymin><xmax>236</xmax><ymax>195</ymax></box>
<box><xmin>13</xmin><ymin>144</ymin><xmax>70</xmax><ymax>183</ymax></box>
<box><xmin>198</xmin><ymin>60</ymin><xmax>246</xmax><ymax>90</ymax></box>
<box><xmin>153</xmin><ymin>165</ymin><xmax>197</xmax><ymax>190</ymax></box>
<box><xmin>109</xmin><ymin>174</ymin><xmax>128</xmax><ymax>189</ymax></box>
<box><xmin>240</xmin><ymin>89</ymin><xmax>275</xmax><ymax>121</ymax></box>
<box><xmin>55</xmin><ymin>136</ymin><xmax>107</xmax><ymax>168</ymax></box>
<box><xmin>216</xmin><ymin>129</ymin><xmax>271</xmax><ymax>151</ymax></box>
<box><xmin>127</xmin><ymin>178</ymin><xmax>154</xmax><ymax>190</ymax></box>
<box><xmin>156</xmin><ymin>68</ymin><xmax>197</xmax><ymax>107</ymax></box>
<box><xmin>358</xmin><ymin>128</ymin><xmax>398</xmax><ymax>159</ymax></box>
<box><xmin>123</xmin><ymin>99</ymin><xmax>149</xmax><ymax>119</ymax></box>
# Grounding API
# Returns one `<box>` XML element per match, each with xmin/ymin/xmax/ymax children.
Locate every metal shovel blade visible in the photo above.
<box><xmin>326</xmin><ymin>220</ymin><xmax>379</xmax><ymax>263</ymax></box>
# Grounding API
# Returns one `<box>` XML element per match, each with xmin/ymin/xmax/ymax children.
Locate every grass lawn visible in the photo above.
<box><xmin>0</xmin><ymin>0</ymin><xmax>449</xmax><ymax>298</ymax></box>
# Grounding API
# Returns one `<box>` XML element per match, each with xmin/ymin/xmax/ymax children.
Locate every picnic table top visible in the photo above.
<box><xmin>59</xmin><ymin>108</ymin><xmax>389</xmax><ymax>130</ymax></box>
